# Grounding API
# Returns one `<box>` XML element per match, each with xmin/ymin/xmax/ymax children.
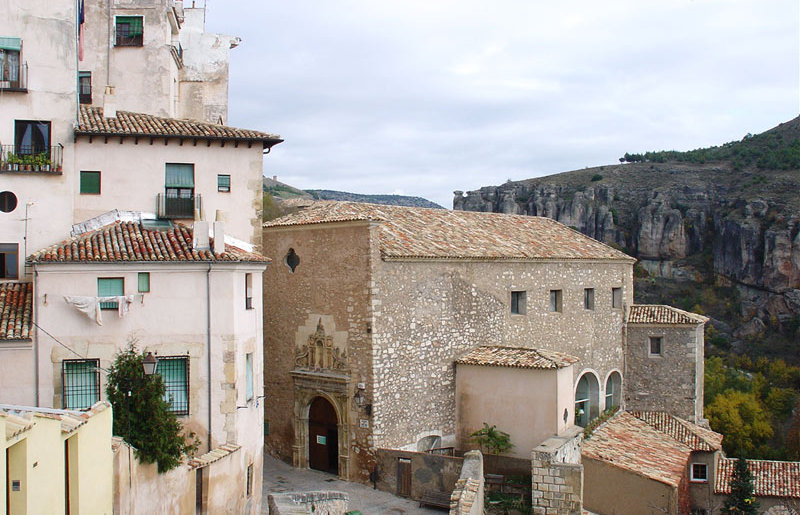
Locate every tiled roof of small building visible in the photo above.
<box><xmin>628</xmin><ymin>305</ymin><xmax>708</xmax><ymax>325</ymax></box>
<box><xmin>456</xmin><ymin>346</ymin><xmax>579</xmax><ymax>370</ymax></box>
<box><xmin>188</xmin><ymin>443</ymin><xmax>241</xmax><ymax>470</ymax></box>
<box><xmin>582</xmin><ymin>411</ymin><xmax>693</xmax><ymax>487</ymax></box>
<box><xmin>76</xmin><ymin>105</ymin><xmax>282</xmax><ymax>148</ymax></box>
<box><xmin>715</xmin><ymin>458</ymin><xmax>800</xmax><ymax>498</ymax></box>
<box><xmin>630</xmin><ymin>411</ymin><xmax>723</xmax><ymax>452</ymax></box>
<box><xmin>264</xmin><ymin>201</ymin><xmax>635</xmax><ymax>261</ymax></box>
<box><xmin>0</xmin><ymin>401</ymin><xmax>110</xmax><ymax>435</ymax></box>
<box><xmin>0</xmin><ymin>281</ymin><xmax>32</xmax><ymax>340</ymax></box>
<box><xmin>29</xmin><ymin>221</ymin><xmax>269</xmax><ymax>264</ymax></box>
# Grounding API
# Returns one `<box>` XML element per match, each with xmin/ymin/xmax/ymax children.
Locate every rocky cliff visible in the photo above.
<box><xmin>454</xmin><ymin>117</ymin><xmax>800</xmax><ymax>350</ymax></box>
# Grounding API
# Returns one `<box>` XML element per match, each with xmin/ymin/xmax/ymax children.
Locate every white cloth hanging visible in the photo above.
<box><xmin>64</xmin><ymin>295</ymin><xmax>136</xmax><ymax>326</ymax></box>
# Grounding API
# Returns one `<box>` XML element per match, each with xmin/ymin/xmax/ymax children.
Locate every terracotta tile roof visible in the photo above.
<box><xmin>456</xmin><ymin>346</ymin><xmax>579</xmax><ymax>370</ymax></box>
<box><xmin>0</xmin><ymin>281</ymin><xmax>32</xmax><ymax>340</ymax></box>
<box><xmin>0</xmin><ymin>411</ymin><xmax>33</xmax><ymax>440</ymax></box>
<box><xmin>29</xmin><ymin>221</ymin><xmax>269</xmax><ymax>264</ymax></box>
<box><xmin>582</xmin><ymin>411</ymin><xmax>692</xmax><ymax>487</ymax></box>
<box><xmin>715</xmin><ymin>458</ymin><xmax>800</xmax><ymax>498</ymax></box>
<box><xmin>628</xmin><ymin>305</ymin><xmax>708</xmax><ymax>325</ymax></box>
<box><xmin>188</xmin><ymin>443</ymin><xmax>241</xmax><ymax>470</ymax></box>
<box><xmin>0</xmin><ymin>401</ymin><xmax>110</xmax><ymax>435</ymax></box>
<box><xmin>630</xmin><ymin>411</ymin><xmax>723</xmax><ymax>452</ymax></box>
<box><xmin>264</xmin><ymin>201</ymin><xmax>634</xmax><ymax>261</ymax></box>
<box><xmin>76</xmin><ymin>105</ymin><xmax>282</xmax><ymax>148</ymax></box>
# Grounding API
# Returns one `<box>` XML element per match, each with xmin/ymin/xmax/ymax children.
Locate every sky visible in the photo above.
<box><xmin>205</xmin><ymin>1</ymin><xmax>799</xmax><ymax>209</ymax></box>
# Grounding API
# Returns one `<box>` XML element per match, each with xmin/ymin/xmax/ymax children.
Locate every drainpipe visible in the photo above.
<box><xmin>206</xmin><ymin>263</ymin><xmax>212</xmax><ymax>451</ymax></box>
<box><xmin>33</xmin><ymin>264</ymin><xmax>39</xmax><ymax>406</ymax></box>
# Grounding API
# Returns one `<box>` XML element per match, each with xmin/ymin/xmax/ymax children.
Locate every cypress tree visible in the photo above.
<box><xmin>722</xmin><ymin>457</ymin><xmax>759</xmax><ymax>514</ymax></box>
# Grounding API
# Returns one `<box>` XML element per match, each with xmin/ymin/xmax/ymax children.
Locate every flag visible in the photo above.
<box><xmin>78</xmin><ymin>0</ymin><xmax>85</xmax><ymax>61</ymax></box>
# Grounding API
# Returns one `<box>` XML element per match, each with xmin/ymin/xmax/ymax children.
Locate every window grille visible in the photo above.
<box><xmin>157</xmin><ymin>356</ymin><xmax>189</xmax><ymax>415</ymax></box>
<box><xmin>63</xmin><ymin>359</ymin><xmax>100</xmax><ymax>410</ymax></box>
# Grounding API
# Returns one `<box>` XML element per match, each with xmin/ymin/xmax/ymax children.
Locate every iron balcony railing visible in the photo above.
<box><xmin>0</xmin><ymin>61</ymin><xmax>27</xmax><ymax>92</ymax></box>
<box><xmin>156</xmin><ymin>193</ymin><xmax>202</xmax><ymax>219</ymax></box>
<box><xmin>0</xmin><ymin>144</ymin><xmax>63</xmax><ymax>173</ymax></box>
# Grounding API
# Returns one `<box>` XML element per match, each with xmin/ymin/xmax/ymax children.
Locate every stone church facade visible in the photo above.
<box><xmin>261</xmin><ymin>201</ymin><xmax>706</xmax><ymax>483</ymax></box>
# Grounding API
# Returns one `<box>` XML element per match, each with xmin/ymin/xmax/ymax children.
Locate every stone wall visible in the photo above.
<box><xmin>372</xmin><ymin>259</ymin><xmax>633</xmax><ymax>450</ymax></box>
<box><xmin>375</xmin><ymin>448</ymin><xmax>463</xmax><ymax>500</ymax></box>
<box><xmin>450</xmin><ymin>451</ymin><xmax>484</xmax><ymax>515</ymax></box>
<box><xmin>625</xmin><ymin>323</ymin><xmax>704</xmax><ymax>421</ymax></box>
<box><xmin>267</xmin><ymin>492</ymin><xmax>349</xmax><ymax>515</ymax></box>
<box><xmin>531</xmin><ymin>428</ymin><xmax>583</xmax><ymax>515</ymax></box>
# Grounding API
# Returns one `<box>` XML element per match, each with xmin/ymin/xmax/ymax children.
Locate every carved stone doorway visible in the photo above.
<box><xmin>308</xmin><ymin>396</ymin><xmax>339</xmax><ymax>473</ymax></box>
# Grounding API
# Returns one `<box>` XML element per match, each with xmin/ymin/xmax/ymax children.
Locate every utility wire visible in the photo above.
<box><xmin>32</xmin><ymin>320</ymin><xmax>112</xmax><ymax>374</ymax></box>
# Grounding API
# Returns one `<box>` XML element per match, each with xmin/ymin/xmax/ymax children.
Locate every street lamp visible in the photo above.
<box><xmin>142</xmin><ymin>352</ymin><xmax>158</xmax><ymax>376</ymax></box>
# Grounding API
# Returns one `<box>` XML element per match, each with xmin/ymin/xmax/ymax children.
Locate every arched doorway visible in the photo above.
<box><xmin>575</xmin><ymin>372</ymin><xmax>600</xmax><ymax>427</ymax></box>
<box><xmin>308</xmin><ymin>396</ymin><xmax>338</xmax><ymax>474</ymax></box>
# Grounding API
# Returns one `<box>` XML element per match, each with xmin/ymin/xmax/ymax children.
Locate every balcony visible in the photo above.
<box><xmin>156</xmin><ymin>193</ymin><xmax>202</xmax><ymax>219</ymax></box>
<box><xmin>0</xmin><ymin>144</ymin><xmax>63</xmax><ymax>173</ymax></box>
<box><xmin>0</xmin><ymin>61</ymin><xmax>27</xmax><ymax>92</ymax></box>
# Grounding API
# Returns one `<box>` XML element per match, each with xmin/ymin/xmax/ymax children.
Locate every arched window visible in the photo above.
<box><xmin>575</xmin><ymin>373</ymin><xmax>600</xmax><ymax>427</ymax></box>
<box><xmin>605</xmin><ymin>371</ymin><xmax>622</xmax><ymax>411</ymax></box>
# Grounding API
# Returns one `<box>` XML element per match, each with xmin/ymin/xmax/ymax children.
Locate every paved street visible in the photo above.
<box><xmin>262</xmin><ymin>455</ymin><xmax>442</xmax><ymax>514</ymax></box>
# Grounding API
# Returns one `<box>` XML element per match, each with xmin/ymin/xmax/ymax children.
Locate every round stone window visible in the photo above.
<box><xmin>285</xmin><ymin>248</ymin><xmax>300</xmax><ymax>273</ymax></box>
<box><xmin>0</xmin><ymin>191</ymin><xmax>18</xmax><ymax>213</ymax></box>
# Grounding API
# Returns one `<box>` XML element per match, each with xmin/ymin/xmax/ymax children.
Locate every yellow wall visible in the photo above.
<box><xmin>0</xmin><ymin>417</ymin><xmax>5</xmax><ymax>511</ymax></box>
<box><xmin>72</xmin><ymin>406</ymin><xmax>113</xmax><ymax>514</ymax></box>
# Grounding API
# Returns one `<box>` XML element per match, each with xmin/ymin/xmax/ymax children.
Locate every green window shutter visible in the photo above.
<box><xmin>157</xmin><ymin>357</ymin><xmax>188</xmax><ymax>414</ymax></box>
<box><xmin>137</xmin><ymin>272</ymin><xmax>150</xmax><ymax>293</ymax></box>
<box><xmin>217</xmin><ymin>174</ymin><xmax>230</xmax><ymax>192</ymax></box>
<box><xmin>0</xmin><ymin>37</ymin><xmax>22</xmax><ymax>51</ymax></box>
<box><xmin>246</xmin><ymin>353</ymin><xmax>253</xmax><ymax>401</ymax></box>
<box><xmin>165</xmin><ymin>164</ymin><xmax>194</xmax><ymax>188</ymax></box>
<box><xmin>117</xmin><ymin>16</ymin><xmax>143</xmax><ymax>36</ymax></box>
<box><xmin>80</xmin><ymin>171</ymin><xmax>101</xmax><ymax>194</ymax></box>
<box><xmin>98</xmin><ymin>277</ymin><xmax>123</xmax><ymax>309</ymax></box>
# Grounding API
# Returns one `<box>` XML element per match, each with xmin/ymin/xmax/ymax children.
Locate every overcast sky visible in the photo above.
<box><xmin>206</xmin><ymin>1</ymin><xmax>799</xmax><ymax>209</ymax></box>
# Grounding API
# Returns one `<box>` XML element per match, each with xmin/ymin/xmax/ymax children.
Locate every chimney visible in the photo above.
<box><xmin>212</xmin><ymin>210</ymin><xmax>226</xmax><ymax>254</ymax></box>
<box><xmin>193</xmin><ymin>209</ymin><xmax>210</xmax><ymax>251</ymax></box>
<box><xmin>103</xmin><ymin>85</ymin><xmax>117</xmax><ymax>119</ymax></box>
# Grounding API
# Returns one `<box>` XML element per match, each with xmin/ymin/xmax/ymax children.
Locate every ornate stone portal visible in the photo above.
<box><xmin>290</xmin><ymin>317</ymin><xmax>352</xmax><ymax>480</ymax></box>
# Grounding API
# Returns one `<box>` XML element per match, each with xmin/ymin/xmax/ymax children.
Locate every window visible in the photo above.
<box><xmin>575</xmin><ymin>373</ymin><xmax>599</xmax><ymax>427</ymax></box>
<box><xmin>245</xmin><ymin>273</ymin><xmax>253</xmax><ymax>310</ymax></box>
<box><xmin>612</xmin><ymin>287</ymin><xmax>622</xmax><ymax>309</ymax></box>
<box><xmin>78</xmin><ymin>71</ymin><xmax>92</xmax><ymax>104</ymax></box>
<box><xmin>157</xmin><ymin>356</ymin><xmax>189</xmax><ymax>415</ymax></box>
<box><xmin>245</xmin><ymin>352</ymin><xmax>254</xmax><ymax>402</ymax></box>
<box><xmin>510</xmin><ymin>290</ymin><xmax>526</xmax><ymax>315</ymax></box>
<box><xmin>217</xmin><ymin>174</ymin><xmax>230</xmax><ymax>192</ymax></box>
<box><xmin>549</xmin><ymin>289</ymin><xmax>562</xmax><ymax>312</ymax></box>
<box><xmin>164</xmin><ymin>163</ymin><xmax>195</xmax><ymax>218</ymax></box>
<box><xmin>584</xmin><ymin>288</ymin><xmax>594</xmax><ymax>310</ymax></box>
<box><xmin>63</xmin><ymin>359</ymin><xmax>100</xmax><ymax>410</ymax></box>
<box><xmin>15</xmin><ymin>120</ymin><xmax>50</xmax><ymax>155</ymax></box>
<box><xmin>80</xmin><ymin>171</ymin><xmax>101</xmax><ymax>194</ymax></box>
<box><xmin>115</xmin><ymin>16</ymin><xmax>143</xmax><ymax>46</ymax></box>
<box><xmin>285</xmin><ymin>248</ymin><xmax>299</xmax><ymax>273</ymax></box>
<box><xmin>0</xmin><ymin>38</ymin><xmax>22</xmax><ymax>88</ymax></box>
<box><xmin>0</xmin><ymin>191</ymin><xmax>17</xmax><ymax>213</ymax></box>
<box><xmin>649</xmin><ymin>336</ymin><xmax>663</xmax><ymax>356</ymax></box>
<box><xmin>97</xmin><ymin>277</ymin><xmax>123</xmax><ymax>310</ymax></box>
<box><xmin>138</xmin><ymin>272</ymin><xmax>150</xmax><ymax>293</ymax></box>
<box><xmin>0</xmin><ymin>243</ymin><xmax>18</xmax><ymax>279</ymax></box>
<box><xmin>690</xmin><ymin>463</ymin><xmax>708</xmax><ymax>482</ymax></box>
<box><xmin>246</xmin><ymin>463</ymin><xmax>254</xmax><ymax>497</ymax></box>
<box><xmin>605</xmin><ymin>372</ymin><xmax>621</xmax><ymax>411</ymax></box>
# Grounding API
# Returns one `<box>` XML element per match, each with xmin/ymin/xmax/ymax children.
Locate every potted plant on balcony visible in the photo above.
<box><xmin>35</xmin><ymin>152</ymin><xmax>51</xmax><ymax>171</ymax></box>
<box><xmin>6</xmin><ymin>153</ymin><xmax>21</xmax><ymax>171</ymax></box>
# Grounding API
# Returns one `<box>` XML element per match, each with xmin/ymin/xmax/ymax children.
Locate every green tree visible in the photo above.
<box><xmin>722</xmin><ymin>457</ymin><xmax>759</xmax><ymax>514</ymax></box>
<box><xmin>469</xmin><ymin>423</ymin><xmax>513</xmax><ymax>455</ymax></box>
<box><xmin>105</xmin><ymin>343</ymin><xmax>198</xmax><ymax>472</ymax></box>
<box><xmin>706</xmin><ymin>389</ymin><xmax>773</xmax><ymax>458</ymax></box>
<box><xmin>262</xmin><ymin>192</ymin><xmax>284</xmax><ymax>221</ymax></box>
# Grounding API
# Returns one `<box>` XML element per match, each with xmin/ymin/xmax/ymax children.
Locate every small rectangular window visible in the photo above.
<box><xmin>62</xmin><ymin>359</ymin><xmax>100</xmax><ymax>410</ymax></box>
<box><xmin>97</xmin><ymin>277</ymin><xmax>123</xmax><ymax>309</ymax></box>
<box><xmin>0</xmin><ymin>243</ymin><xmax>19</xmax><ymax>279</ymax></box>
<box><xmin>217</xmin><ymin>174</ymin><xmax>231</xmax><ymax>192</ymax></box>
<box><xmin>245</xmin><ymin>352</ymin><xmax>254</xmax><ymax>402</ymax></box>
<box><xmin>612</xmin><ymin>287</ymin><xmax>622</xmax><ymax>309</ymax></box>
<box><xmin>246</xmin><ymin>463</ymin><xmax>254</xmax><ymax>497</ymax></box>
<box><xmin>649</xmin><ymin>336</ymin><xmax>662</xmax><ymax>356</ymax></box>
<box><xmin>157</xmin><ymin>356</ymin><xmax>189</xmax><ymax>415</ymax></box>
<box><xmin>549</xmin><ymin>289</ymin><xmax>562</xmax><ymax>313</ymax></box>
<box><xmin>245</xmin><ymin>273</ymin><xmax>253</xmax><ymax>310</ymax></box>
<box><xmin>80</xmin><ymin>171</ymin><xmax>101</xmax><ymax>194</ymax></box>
<box><xmin>115</xmin><ymin>16</ymin><xmax>144</xmax><ymax>47</ymax></box>
<box><xmin>138</xmin><ymin>272</ymin><xmax>150</xmax><ymax>293</ymax></box>
<box><xmin>584</xmin><ymin>288</ymin><xmax>595</xmax><ymax>310</ymax></box>
<box><xmin>690</xmin><ymin>463</ymin><xmax>708</xmax><ymax>482</ymax></box>
<box><xmin>78</xmin><ymin>71</ymin><xmax>92</xmax><ymax>104</ymax></box>
<box><xmin>0</xmin><ymin>42</ymin><xmax>23</xmax><ymax>88</ymax></box>
<box><xmin>510</xmin><ymin>290</ymin><xmax>526</xmax><ymax>315</ymax></box>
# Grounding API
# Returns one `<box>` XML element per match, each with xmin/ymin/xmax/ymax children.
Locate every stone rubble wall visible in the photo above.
<box><xmin>449</xmin><ymin>451</ymin><xmax>484</xmax><ymax>515</ymax></box>
<box><xmin>267</xmin><ymin>491</ymin><xmax>349</xmax><ymax>515</ymax></box>
<box><xmin>531</xmin><ymin>428</ymin><xmax>584</xmax><ymax>515</ymax></box>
